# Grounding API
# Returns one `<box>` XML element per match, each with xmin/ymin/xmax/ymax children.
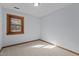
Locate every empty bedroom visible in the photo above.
<box><xmin>0</xmin><ymin>3</ymin><xmax>79</xmax><ymax>56</ymax></box>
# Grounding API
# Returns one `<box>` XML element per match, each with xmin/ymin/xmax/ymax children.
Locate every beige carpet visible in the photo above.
<box><xmin>0</xmin><ymin>40</ymin><xmax>78</xmax><ymax>56</ymax></box>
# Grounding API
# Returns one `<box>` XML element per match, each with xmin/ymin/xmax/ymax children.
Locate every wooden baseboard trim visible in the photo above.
<box><xmin>1</xmin><ymin>39</ymin><xmax>79</xmax><ymax>56</ymax></box>
<box><xmin>3</xmin><ymin>39</ymin><xmax>40</xmax><ymax>48</ymax></box>
<box><xmin>0</xmin><ymin>39</ymin><xmax>41</xmax><ymax>52</ymax></box>
<box><xmin>57</xmin><ymin>46</ymin><xmax>79</xmax><ymax>56</ymax></box>
<box><xmin>39</xmin><ymin>39</ymin><xmax>79</xmax><ymax>56</ymax></box>
<box><xmin>0</xmin><ymin>48</ymin><xmax>4</xmax><ymax>53</ymax></box>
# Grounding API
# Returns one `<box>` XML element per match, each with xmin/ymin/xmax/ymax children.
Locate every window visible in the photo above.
<box><xmin>7</xmin><ymin>14</ymin><xmax>24</xmax><ymax>35</ymax></box>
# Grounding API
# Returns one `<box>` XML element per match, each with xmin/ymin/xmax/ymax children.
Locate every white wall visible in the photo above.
<box><xmin>2</xmin><ymin>8</ymin><xmax>40</xmax><ymax>47</ymax></box>
<box><xmin>0</xmin><ymin>8</ymin><xmax>2</xmax><ymax>50</ymax></box>
<box><xmin>41</xmin><ymin>4</ymin><xmax>79</xmax><ymax>53</ymax></box>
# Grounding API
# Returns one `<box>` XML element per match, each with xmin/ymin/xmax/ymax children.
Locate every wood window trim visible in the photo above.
<box><xmin>7</xmin><ymin>14</ymin><xmax>24</xmax><ymax>35</ymax></box>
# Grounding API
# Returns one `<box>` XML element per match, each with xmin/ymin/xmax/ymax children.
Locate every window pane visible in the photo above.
<box><xmin>11</xmin><ymin>18</ymin><xmax>21</xmax><ymax>25</ymax></box>
<box><xmin>11</xmin><ymin>24</ymin><xmax>21</xmax><ymax>32</ymax></box>
<box><xmin>10</xmin><ymin>18</ymin><xmax>22</xmax><ymax>32</ymax></box>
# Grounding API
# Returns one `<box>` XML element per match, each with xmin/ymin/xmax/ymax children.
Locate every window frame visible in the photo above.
<box><xmin>7</xmin><ymin>14</ymin><xmax>24</xmax><ymax>35</ymax></box>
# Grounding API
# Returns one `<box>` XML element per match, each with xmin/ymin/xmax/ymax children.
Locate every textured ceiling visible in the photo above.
<box><xmin>0</xmin><ymin>3</ymin><xmax>71</xmax><ymax>18</ymax></box>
